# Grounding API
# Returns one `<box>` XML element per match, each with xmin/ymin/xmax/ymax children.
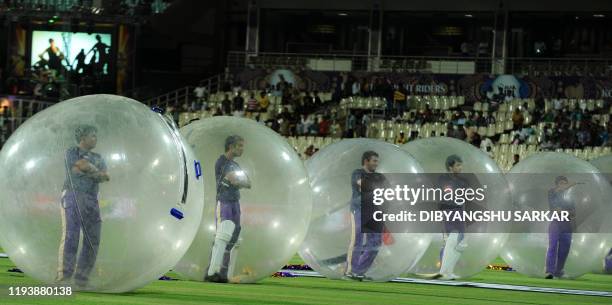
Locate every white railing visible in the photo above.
<box><xmin>228</xmin><ymin>51</ymin><xmax>612</xmax><ymax>75</ymax></box>
<box><xmin>144</xmin><ymin>73</ymin><xmax>224</xmax><ymax>109</ymax></box>
<box><xmin>228</xmin><ymin>51</ymin><xmax>493</xmax><ymax>74</ymax></box>
<box><xmin>0</xmin><ymin>97</ymin><xmax>55</xmax><ymax>135</ymax></box>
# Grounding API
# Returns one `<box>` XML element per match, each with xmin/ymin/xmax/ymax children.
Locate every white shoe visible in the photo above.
<box><xmin>441</xmin><ymin>274</ymin><xmax>460</xmax><ymax>280</ymax></box>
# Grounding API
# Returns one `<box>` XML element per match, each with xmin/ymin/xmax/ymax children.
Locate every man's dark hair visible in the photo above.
<box><xmin>75</xmin><ymin>125</ymin><xmax>97</xmax><ymax>143</ymax></box>
<box><xmin>225</xmin><ymin>135</ymin><xmax>244</xmax><ymax>152</ymax></box>
<box><xmin>555</xmin><ymin>176</ymin><xmax>568</xmax><ymax>185</ymax></box>
<box><xmin>445</xmin><ymin>154</ymin><xmax>462</xmax><ymax>171</ymax></box>
<box><xmin>361</xmin><ymin>151</ymin><xmax>379</xmax><ymax>165</ymax></box>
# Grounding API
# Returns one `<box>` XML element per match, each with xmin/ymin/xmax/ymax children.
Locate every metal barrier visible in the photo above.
<box><xmin>228</xmin><ymin>51</ymin><xmax>612</xmax><ymax>76</ymax></box>
<box><xmin>0</xmin><ymin>97</ymin><xmax>55</xmax><ymax>141</ymax></box>
<box><xmin>505</xmin><ymin>57</ymin><xmax>612</xmax><ymax>76</ymax></box>
<box><xmin>228</xmin><ymin>51</ymin><xmax>494</xmax><ymax>73</ymax></box>
<box><xmin>144</xmin><ymin>73</ymin><xmax>224</xmax><ymax>109</ymax></box>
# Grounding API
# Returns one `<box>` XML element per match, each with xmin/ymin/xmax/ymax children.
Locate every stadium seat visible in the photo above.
<box><xmin>486</xmin><ymin>124</ymin><xmax>496</xmax><ymax>137</ymax></box>
<box><xmin>481</xmin><ymin>102</ymin><xmax>489</xmax><ymax>112</ymax></box>
<box><xmin>499</xmin><ymin>134</ymin><xmax>509</xmax><ymax>144</ymax></box>
<box><xmin>477</xmin><ymin>126</ymin><xmax>487</xmax><ymax>136</ymax></box>
<box><xmin>495</xmin><ymin>122</ymin><xmax>505</xmax><ymax>134</ymax></box>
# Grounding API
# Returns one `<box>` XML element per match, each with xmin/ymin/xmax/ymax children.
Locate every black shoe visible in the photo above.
<box><xmin>544</xmin><ymin>273</ymin><xmax>553</xmax><ymax>279</ymax></box>
<box><xmin>74</xmin><ymin>279</ymin><xmax>91</xmax><ymax>291</ymax></box>
<box><xmin>362</xmin><ymin>276</ymin><xmax>374</xmax><ymax>281</ymax></box>
<box><xmin>205</xmin><ymin>273</ymin><xmax>228</xmax><ymax>283</ymax></box>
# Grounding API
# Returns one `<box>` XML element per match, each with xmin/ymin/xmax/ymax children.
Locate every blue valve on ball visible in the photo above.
<box><xmin>151</xmin><ymin>107</ymin><xmax>164</xmax><ymax>113</ymax></box>
<box><xmin>170</xmin><ymin>208</ymin><xmax>184</xmax><ymax>220</ymax></box>
<box><xmin>194</xmin><ymin>160</ymin><xmax>202</xmax><ymax>180</ymax></box>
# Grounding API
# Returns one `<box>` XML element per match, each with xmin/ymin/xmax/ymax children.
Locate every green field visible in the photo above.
<box><xmin>0</xmin><ymin>257</ymin><xmax>611</xmax><ymax>305</ymax></box>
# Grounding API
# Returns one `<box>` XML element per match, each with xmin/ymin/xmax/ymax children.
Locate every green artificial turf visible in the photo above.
<box><xmin>0</xmin><ymin>257</ymin><xmax>611</xmax><ymax>305</ymax></box>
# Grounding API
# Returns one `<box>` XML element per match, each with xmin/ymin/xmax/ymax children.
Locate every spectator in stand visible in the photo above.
<box><xmin>245</xmin><ymin>93</ymin><xmax>259</xmax><ymax>118</ymax></box>
<box><xmin>483</xmin><ymin>112</ymin><xmax>496</xmax><ymax>125</ymax></box>
<box><xmin>407</xmin><ymin>112</ymin><xmax>416</xmax><ymax>124</ymax></box>
<box><xmin>519</xmin><ymin>126</ymin><xmax>533</xmax><ymax>142</ymax></box>
<box><xmin>395</xmin><ymin>131</ymin><xmax>408</xmax><ymax>145</ymax></box>
<box><xmin>480</xmin><ymin>137</ymin><xmax>494</xmax><ymax>157</ymax></box>
<box><xmin>303</xmin><ymin>92</ymin><xmax>314</xmax><ymax>114</ymax></box>
<box><xmin>360</xmin><ymin>78</ymin><xmax>370</xmax><ymax>97</ymax></box>
<box><xmin>279</xmin><ymin>117</ymin><xmax>290</xmax><ymax>136</ymax></box>
<box><xmin>304</xmin><ymin>145</ymin><xmax>316</xmax><ymax>159</ymax></box>
<box><xmin>474</xmin><ymin>112</ymin><xmax>487</xmax><ymax>127</ymax></box>
<box><xmin>511</xmin><ymin>134</ymin><xmax>521</xmax><ymax>145</ymax></box>
<box><xmin>194</xmin><ymin>82</ymin><xmax>207</xmax><ymax>102</ymax></box>
<box><xmin>308</xmin><ymin>117</ymin><xmax>319</xmax><ymax>135</ymax></box>
<box><xmin>512</xmin><ymin>108</ymin><xmax>524</xmax><ymax>130</ymax></box>
<box><xmin>393</xmin><ymin>84</ymin><xmax>407</xmax><ymax>118</ymax></box>
<box><xmin>330</xmin><ymin>120</ymin><xmax>343</xmax><ymax>138</ymax></box>
<box><xmin>313</xmin><ymin>91</ymin><xmax>322</xmax><ymax>107</ymax></box>
<box><xmin>599</xmin><ymin>126</ymin><xmax>609</xmax><ymax>146</ymax></box>
<box><xmin>266</xmin><ymin>113</ymin><xmax>280</xmax><ymax>132</ymax></box>
<box><xmin>553</xmin><ymin>95</ymin><xmax>563</xmax><ymax>111</ymax></box>
<box><xmin>306</xmin><ymin>115</ymin><xmax>317</xmax><ymax>135</ymax></box>
<box><xmin>232</xmin><ymin>92</ymin><xmax>245</xmax><ymax>117</ymax></box>
<box><xmin>541</xmin><ymin>138</ymin><xmax>555</xmax><ymax>151</ymax></box>
<box><xmin>258</xmin><ymin>91</ymin><xmax>269</xmax><ymax>113</ymax></box>
<box><xmin>576</xmin><ymin>127</ymin><xmax>591</xmax><ymax>148</ymax></box>
<box><xmin>319</xmin><ymin>116</ymin><xmax>331</xmax><ymax>137</ymax></box>
<box><xmin>382</xmin><ymin>79</ymin><xmax>394</xmax><ymax>119</ymax></box>
<box><xmin>232</xmin><ymin>80</ymin><xmax>242</xmax><ymax>93</ymax></box>
<box><xmin>455</xmin><ymin>111</ymin><xmax>466</xmax><ymax>126</ymax></box>
<box><xmin>570</xmin><ymin>109</ymin><xmax>583</xmax><ymax>129</ymax></box>
<box><xmin>297</xmin><ymin>115</ymin><xmax>307</xmax><ymax>136</ymax></box>
<box><xmin>409</xmin><ymin>131</ymin><xmax>419</xmax><ymax>141</ymax></box>
<box><xmin>276</xmin><ymin>74</ymin><xmax>288</xmax><ymax>91</ymax></box>
<box><xmin>360</xmin><ymin>113</ymin><xmax>371</xmax><ymax>137</ymax></box>
<box><xmin>422</xmin><ymin>105</ymin><xmax>433</xmax><ymax>123</ymax></box>
<box><xmin>281</xmin><ymin>86</ymin><xmax>292</xmax><ymax>105</ymax></box>
<box><xmin>2</xmin><ymin>106</ymin><xmax>11</xmax><ymax>120</ymax></box>
<box><xmin>512</xmin><ymin>154</ymin><xmax>520</xmax><ymax>166</ymax></box>
<box><xmin>542</xmin><ymin>109</ymin><xmax>555</xmax><ymax>123</ymax></box>
<box><xmin>254</xmin><ymin>114</ymin><xmax>265</xmax><ymax>125</ymax></box>
<box><xmin>221</xmin><ymin>94</ymin><xmax>232</xmax><ymax>115</ymax></box>
<box><xmin>345</xmin><ymin>111</ymin><xmax>356</xmax><ymax>138</ymax></box>
<box><xmin>465</xmin><ymin>122</ymin><xmax>482</xmax><ymax>147</ymax></box>
<box><xmin>352</xmin><ymin>79</ymin><xmax>361</xmax><ymax>96</ymax></box>
<box><xmin>555</xmin><ymin>108</ymin><xmax>569</xmax><ymax>126</ymax></box>
<box><xmin>213</xmin><ymin>107</ymin><xmax>223</xmax><ymax>116</ymax></box>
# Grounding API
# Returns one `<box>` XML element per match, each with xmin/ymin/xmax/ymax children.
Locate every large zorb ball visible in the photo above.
<box><xmin>590</xmin><ymin>155</ymin><xmax>612</xmax><ymax>274</ymax></box>
<box><xmin>299</xmin><ymin>139</ymin><xmax>431</xmax><ymax>282</ymax></box>
<box><xmin>402</xmin><ymin>137</ymin><xmax>511</xmax><ymax>279</ymax></box>
<box><xmin>174</xmin><ymin>116</ymin><xmax>312</xmax><ymax>283</ymax></box>
<box><xmin>501</xmin><ymin>152</ymin><xmax>612</xmax><ymax>278</ymax></box>
<box><xmin>0</xmin><ymin>95</ymin><xmax>204</xmax><ymax>292</ymax></box>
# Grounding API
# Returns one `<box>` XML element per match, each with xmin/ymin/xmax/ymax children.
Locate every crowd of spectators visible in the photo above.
<box><xmin>172</xmin><ymin>74</ymin><xmax>611</xmax><ymax>161</ymax></box>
